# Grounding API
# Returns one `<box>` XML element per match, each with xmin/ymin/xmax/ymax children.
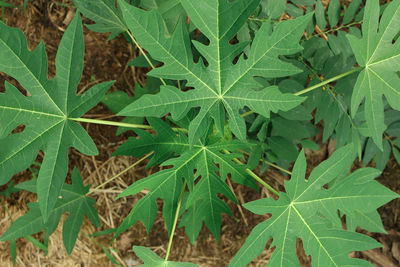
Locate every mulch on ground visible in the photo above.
<box><xmin>0</xmin><ymin>1</ymin><xmax>399</xmax><ymax>266</ymax></box>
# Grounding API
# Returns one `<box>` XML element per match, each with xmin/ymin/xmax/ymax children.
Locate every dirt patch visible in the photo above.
<box><xmin>0</xmin><ymin>1</ymin><xmax>399</xmax><ymax>267</ymax></box>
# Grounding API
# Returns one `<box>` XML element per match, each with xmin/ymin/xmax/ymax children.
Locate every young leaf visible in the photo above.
<box><xmin>0</xmin><ymin>168</ymin><xmax>100</xmax><ymax>255</ymax></box>
<box><xmin>118</xmin><ymin>0</ymin><xmax>311</xmax><ymax>144</ymax></box>
<box><xmin>113</xmin><ymin>117</ymin><xmax>188</xmax><ymax>167</ymax></box>
<box><xmin>0</xmin><ymin>14</ymin><xmax>113</xmax><ymax>220</ymax></box>
<box><xmin>230</xmin><ymin>145</ymin><xmax>398</xmax><ymax>266</ymax></box>
<box><xmin>115</xmin><ymin>118</ymin><xmax>256</xmax><ymax>241</ymax></box>
<box><xmin>133</xmin><ymin>246</ymin><xmax>198</xmax><ymax>267</ymax></box>
<box><xmin>72</xmin><ymin>0</ymin><xmax>127</xmax><ymax>39</ymax></box>
<box><xmin>140</xmin><ymin>0</ymin><xmax>187</xmax><ymax>36</ymax></box>
<box><xmin>347</xmin><ymin>0</ymin><xmax>400</xmax><ymax>149</ymax></box>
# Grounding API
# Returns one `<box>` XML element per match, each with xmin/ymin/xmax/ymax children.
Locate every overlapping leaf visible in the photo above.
<box><xmin>0</xmin><ymin>168</ymin><xmax>100</xmax><ymax>255</ymax></box>
<box><xmin>72</xmin><ymin>0</ymin><xmax>127</xmax><ymax>39</ymax></box>
<box><xmin>114</xmin><ymin>118</ymin><xmax>256</xmax><ymax>241</ymax></box>
<box><xmin>73</xmin><ymin>0</ymin><xmax>187</xmax><ymax>39</ymax></box>
<box><xmin>347</xmin><ymin>0</ymin><xmax>400</xmax><ymax>149</ymax></box>
<box><xmin>118</xmin><ymin>0</ymin><xmax>311</xmax><ymax>144</ymax></box>
<box><xmin>0</xmin><ymin>14</ymin><xmax>113</xmax><ymax>219</ymax></box>
<box><xmin>230</xmin><ymin>145</ymin><xmax>398</xmax><ymax>266</ymax></box>
<box><xmin>133</xmin><ymin>246</ymin><xmax>198</xmax><ymax>267</ymax></box>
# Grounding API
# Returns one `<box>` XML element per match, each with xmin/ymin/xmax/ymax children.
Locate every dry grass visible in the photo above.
<box><xmin>0</xmin><ymin>1</ymin><xmax>399</xmax><ymax>266</ymax></box>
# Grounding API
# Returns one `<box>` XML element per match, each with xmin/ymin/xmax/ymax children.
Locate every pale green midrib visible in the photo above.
<box><xmin>204</xmin><ymin>148</ymin><xmax>245</xmax><ymax>178</ymax></box>
<box><xmin>293</xmin><ymin>153</ymin><xmax>349</xmax><ymax>202</ymax></box>
<box><xmin>357</xmin><ymin>211</ymin><xmax>382</xmax><ymax>229</ymax></box>
<box><xmin>294</xmin><ymin>194</ymin><xmax>390</xmax><ymax>205</ymax></box>
<box><xmin>61</xmin><ymin>22</ymin><xmax>76</xmax><ymax>115</ymax></box>
<box><xmin>183</xmin><ymin>0</ymin><xmax>258</xmax><ymax>96</ymax></box>
<box><xmin>83</xmin><ymin>1</ymin><xmax>127</xmax><ymax>31</ymax></box>
<box><xmin>67</xmin><ymin>121</ymin><xmax>93</xmax><ymax>153</ymax></box>
<box><xmin>127</xmin><ymin>149</ymin><xmax>202</xmax><ymax>200</ymax></box>
<box><xmin>292</xmin><ymin>205</ymin><xmax>337</xmax><ymax>266</ymax></box>
<box><xmin>52</xmin><ymin>192</ymin><xmax>89</xmax><ymax>214</ymax></box>
<box><xmin>217</xmin><ymin>0</ymin><xmax>222</xmax><ymax>95</ymax></box>
<box><xmin>42</xmin><ymin>121</ymin><xmax>67</xmax><ymax>216</ymax></box>
<box><xmin>124</xmin><ymin>7</ymin><xmax>218</xmax><ymax>97</ymax></box>
<box><xmin>367</xmin><ymin>69</ymin><xmax>379</xmax><ymax>141</ymax></box>
<box><xmin>1</xmin><ymin>215</ymin><xmax>43</xmax><ymax>240</ymax></box>
<box><xmin>0</xmin><ymin>120</ymin><xmax>65</xmax><ymax>166</ymax></box>
<box><xmin>189</xmin><ymin>100</ymin><xmax>219</xmax><ymax>137</ymax></box>
<box><xmin>367</xmin><ymin>5</ymin><xmax>400</xmax><ymax>64</ymax></box>
<box><xmin>231</xmin><ymin>205</ymin><xmax>290</xmax><ymax>264</ymax></box>
<box><xmin>101</xmin><ymin>1</ymin><xmax>127</xmax><ymax>29</ymax></box>
<box><xmin>224</xmin><ymin>95</ymin><xmax>301</xmax><ymax>103</ymax></box>
<box><xmin>126</xmin><ymin>96</ymin><xmax>216</xmax><ymax>112</ymax></box>
<box><xmin>280</xmin><ymin>206</ymin><xmax>292</xmax><ymax>267</ymax></box>
<box><xmin>0</xmin><ymin>38</ymin><xmax>64</xmax><ymax>116</ymax></box>
<box><xmin>369</xmin><ymin>68</ymin><xmax>400</xmax><ymax>95</ymax></box>
<box><xmin>130</xmin><ymin>141</ymin><xmax>192</xmax><ymax>149</ymax></box>
<box><xmin>66</xmin><ymin>201</ymin><xmax>83</xmax><ymax>247</ymax></box>
<box><xmin>222</xmin><ymin>23</ymin><xmax>301</xmax><ymax>96</ymax></box>
<box><xmin>184</xmin><ymin>1</ymin><xmax>216</xmax><ymax>39</ymax></box>
<box><xmin>368</xmin><ymin>53</ymin><xmax>400</xmax><ymax>67</ymax></box>
<box><xmin>202</xmin><ymin>149</ymin><xmax>216</xmax><ymax>232</ymax></box>
<box><xmin>159</xmin><ymin>2</ymin><xmax>181</xmax><ymax>16</ymax></box>
<box><xmin>0</xmin><ymin>105</ymin><xmax>64</xmax><ymax>118</ymax></box>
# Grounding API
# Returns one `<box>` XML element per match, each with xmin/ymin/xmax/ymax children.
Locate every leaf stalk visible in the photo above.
<box><xmin>165</xmin><ymin>180</ymin><xmax>187</xmax><ymax>261</ymax></box>
<box><xmin>69</xmin><ymin>117</ymin><xmax>188</xmax><ymax>133</ymax></box>
<box><xmin>222</xmin><ymin>149</ymin><xmax>279</xmax><ymax>196</ymax></box>
<box><xmin>125</xmin><ymin>31</ymin><xmax>166</xmax><ymax>86</ymax></box>
<box><xmin>294</xmin><ymin>67</ymin><xmax>362</xmax><ymax>96</ymax></box>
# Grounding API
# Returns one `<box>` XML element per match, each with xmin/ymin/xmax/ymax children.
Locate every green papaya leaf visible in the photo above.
<box><xmin>0</xmin><ymin>168</ymin><xmax>100</xmax><ymax>255</ymax></box>
<box><xmin>133</xmin><ymin>246</ymin><xmax>198</xmax><ymax>267</ymax></box>
<box><xmin>230</xmin><ymin>145</ymin><xmax>398</xmax><ymax>266</ymax></box>
<box><xmin>0</xmin><ymin>14</ymin><xmax>113</xmax><ymax>220</ymax></box>
<box><xmin>118</xmin><ymin>0</ymin><xmax>311</xmax><ymax>144</ymax></box>
<box><xmin>347</xmin><ymin>0</ymin><xmax>400</xmax><ymax>149</ymax></box>
<box><xmin>115</xmin><ymin>118</ymin><xmax>256</xmax><ymax>241</ymax></box>
<box><xmin>72</xmin><ymin>0</ymin><xmax>127</xmax><ymax>39</ymax></box>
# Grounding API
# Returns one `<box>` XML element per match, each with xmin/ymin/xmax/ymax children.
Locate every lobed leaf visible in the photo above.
<box><xmin>347</xmin><ymin>0</ymin><xmax>400</xmax><ymax>149</ymax></box>
<box><xmin>0</xmin><ymin>14</ymin><xmax>113</xmax><ymax>220</ymax></box>
<box><xmin>0</xmin><ymin>168</ymin><xmax>100</xmax><ymax>255</ymax></box>
<box><xmin>230</xmin><ymin>145</ymin><xmax>398</xmax><ymax>266</ymax></box>
<box><xmin>133</xmin><ymin>246</ymin><xmax>198</xmax><ymax>267</ymax></box>
<box><xmin>115</xmin><ymin>118</ymin><xmax>256</xmax><ymax>241</ymax></box>
<box><xmin>72</xmin><ymin>0</ymin><xmax>127</xmax><ymax>39</ymax></box>
<box><xmin>118</xmin><ymin>0</ymin><xmax>311</xmax><ymax>144</ymax></box>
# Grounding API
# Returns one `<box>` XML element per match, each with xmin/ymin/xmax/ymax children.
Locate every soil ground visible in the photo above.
<box><xmin>0</xmin><ymin>1</ymin><xmax>399</xmax><ymax>266</ymax></box>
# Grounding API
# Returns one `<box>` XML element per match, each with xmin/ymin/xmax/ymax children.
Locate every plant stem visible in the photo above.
<box><xmin>294</xmin><ymin>67</ymin><xmax>362</xmax><ymax>96</ymax></box>
<box><xmin>70</xmin><ymin>117</ymin><xmax>152</xmax><ymax>129</ymax></box>
<box><xmin>239</xmin><ymin>150</ymin><xmax>292</xmax><ymax>175</ymax></box>
<box><xmin>245</xmin><ymin>169</ymin><xmax>279</xmax><ymax>196</ymax></box>
<box><xmin>240</xmin><ymin>67</ymin><xmax>363</xmax><ymax>118</ymax></box>
<box><xmin>165</xmin><ymin>180</ymin><xmax>187</xmax><ymax>261</ymax></box>
<box><xmin>240</xmin><ymin>110</ymin><xmax>254</xmax><ymax>118</ymax></box>
<box><xmin>87</xmin><ymin>151</ymin><xmax>154</xmax><ymax>196</ymax></box>
<box><xmin>222</xmin><ymin>149</ymin><xmax>279</xmax><ymax>196</ymax></box>
<box><xmin>309</xmin><ymin>21</ymin><xmax>362</xmax><ymax>39</ymax></box>
<box><xmin>125</xmin><ymin>31</ymin><xmax>166</xmax><ymax>86</ymax></box>
<box><xmin>69</xmin><ymin>117</ymin><xmax>188</xmax><ymax>133</ymax></box>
